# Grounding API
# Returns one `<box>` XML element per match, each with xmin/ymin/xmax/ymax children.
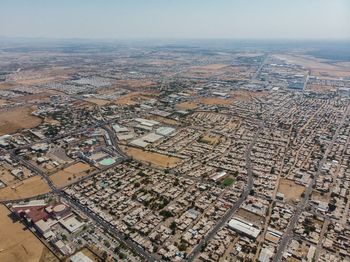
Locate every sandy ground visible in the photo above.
<box><xmin>0</xmin><ymin>106</ymin><xmax>42</xmax><ymax>136</ymax></box>
<box><xmin>11</xmin><ymin>92</ymin><xmax>56</xmax><ymax>103</ymax></box>
<box><xmin>0</xmin><ymin>99</ymin><xmax>8</xmax><ymax>106</ymax></box>
<box><xmin>200</xmin><ymin>134</ymin><xmax>221</xmax><ymax>145</ymax></box>
<box><xmin>50</xmin><ymin>162</ymin><xmax>93</xmax><ymax>188</ymax></box>
<box><xmin>175</xmin><ymin>101</ymin><xmax>198</xmax><ymax>110</ymax></box>
<box><xmin>114</xmin><ymin>79</ymin><xmax>155</xmax><ymax>89</ymax></box>
<box><xmin>149</xmin><ymin>116</ymin><xmax>180</xmax><ymax>126</ymax></box>
<box><xmin>236</xmin><ymin>208</ymin><xmax>264</xmax><ymax>226</ymax></box>
<box><xmin>0</xmin><ymin>176</ymin><xmax>51</xmax><ymax>201</ymax></box>
<box><xmin>121</xmin><ymin>146</ymin><xmax>181</xmax><ymax>168</ymax></box>
<box><xmin>277</xmin><ymin>178</ymin><xmax>305</xmax><ymax>202</ymax></box>
<box><xmin>306</xmin><ymin>84</ymin><xmax>337</xmax><ymax>92</ymax></box>
<box><xmin>39</xmin><ymin>247</ymin><xmax>59</xmax><ymax>262</ymax></box>
<box><xmin>84</xmin><ymin>98</ymin><xmax>110</xmax><ymax>106</ymax></box>
<box><xmin>114</xmin><ymin>92</ymin><xmax>150</xmax><ymax>105</ymax></box>
<box><xmin>196</xmin><ymin>97</ymin><xmax>233</xmax><ymax>106</ymax></box>
<box><xmin>274</xmin><ymin>54</ymin><xmax>350</xmax><ymax>78</ymax></box>
<box><xmin>190</xmin><ymin>64</ymin><xmax>229</xmax><ymax>70</ymax></box>
<box><xmin>0</xmin><ymin>204</ymin><xmax>46</xmax><ymax>262</ymax></box>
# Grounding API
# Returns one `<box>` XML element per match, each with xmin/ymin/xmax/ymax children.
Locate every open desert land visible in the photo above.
<box><xmin>121</xmin><ymin>146</ymin><xmax>182</xmax><ymax>168</ymax></box>
<box><xmin>0</xmin><ymin>106</ymin><xmax>42</xmax><ymax>136</ymax></box>
<box><xmin>11</xmin><ymin>91</ymin><xmax>59</xmax><ymax>103</ymax></box>
<box><xmin>0</xmin><ymin>204</ymin><xmax>55</xmax><ymax>262</ymax></box>
<box><xmin>113</xmin><ymin>79</ymin><xmax>156</xmax><ymax>89</ymax></box>
<box><xmin>190</xmin><ymin>63</ymin><xmax>229</xmax><ymax>70</ymax></box>
<box><xmin>114</xmin><ymin>92</ymin><xmax>153</xmax><ymax>106</ymax></box>
<box><xmin>274</xmin><ymin>54</ymin><xmax>350</xmax><ymax>78</ymax></box>
<box><xmin>196</xmin><ymin>97</ymin><xmax>233</xmax><ymax>106</ymax></box>
<box><xmin>175</xmin><ymin>101</ymin><xmax>199</xmax><ymax>110</ymax></box>
<box><xmin>277</xmin><ymin>178</ymin><xmax>305</xmax><ymax>202</ymax></box>
<box><xmin>0</xmin><ymin>175</ymin><xmax>50</xmax><ymax>201</ymax></box>
<box><xmin>230</xmin><ymin>90</ymin><xmax>267</xmax><ymax>101</ymax></box>
<box><xmin>0</xmin><ymin>82</ymin><xmax>16</xmax><ymax>90</ymax></box>
<box><xmin>148</xmin><ymin>115</ymin><xmax>181</xmax><ymax>126</ymax></box>
<box><xmin>50</xmin><ymin>162</ymin><xmax>94</xmax><ymax>188</ymax></box>
<box><xmin>306</xmin><ymin>84</ymin><xmax>337</xmax><ymax>92</ymax></box>
<box><xmin>7</xmin><ymin>67</ymin><xmax>75</xmax><ymax>85</ymax></box>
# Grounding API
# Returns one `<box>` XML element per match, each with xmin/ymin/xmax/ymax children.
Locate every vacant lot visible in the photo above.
<box><xmin>196</xmin><ymin>97</ymin><xmax>233</xmax><ymax>106</ymax></box>
<box><xmin>122</xmin><ymin>146</ymin><xmax>182</xmax><ymax>168</ymax></box>
<box><xmin>50</xmin><ymin>162</ymin><xmax>93</xmax><ymax>188</ymax></box>
<box><xmin>277</xmin><ymin>178</ymin><xmax>305</xmax><ymax>202</ymax></box>
<box><xmin>0</xmin><ymin>98</ymin><xmax>8</xmax><ymax>106</ymax></box>
<box><xmin>114</xmin><ymin>92</ymin><xmax>150</xmax><ymax>106</ymax></box>
<box><xmin>236</xmin><ymin>208</ymin><xmax>264</xmax><ymax>226</ymax></box>
<box><xmin>0</xmin><ymin>176</ymin><xmax>51</xmax><ymax>201</ymax></box>
<box><xmin>175</xmin><ymin>101</ymin><xmax>198</xmax><ymax>110</ymax></box>
<box><xmin>0</xmin><ymin>106</ymin><xmax>42</xmax><ymax>135</ymax></box>
<box><xmin>84</xmin><ymin>98</ymin><xmax>110</xmax><ymax>106</ymax></box>
<box><xmin>200</xmin><ymin>134</ymin><xmax>221</xmax><ymax>145</ymax></box>
<box><xmin>0</xmin><ymin>204</ymin><xmax>47</xmax><ymax>262</ymax></box>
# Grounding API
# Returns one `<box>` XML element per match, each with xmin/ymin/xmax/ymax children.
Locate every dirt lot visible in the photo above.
<box><xmin>121</xmin><ymin>146</ymin><xmax>182</xmax><ymax>168</ymax></box>
<box><xmin>113</xmin><ymin>79</ymin><xmax>155</xmax><ymax>89</ymax></box>
<box><xmin>0</xmin><ymin>176</ymin><xmax>51</xmax><ymax>201</ymax></box>
<box><xmin>196</xmin><ymin>97</ymin><xmax>233</xmax><ymax>106</ymax></box>
<box><xmin>50</xmin><ymin>162</ymin><xmax>93</xmax><ymax>188</ymax></box>
<box><xmin>0</xmin><ymin>106</ymin><xmax>42</xmax><ymax>135</ymax></box>
<box><xmin>306</xmin><ymin>84</ymin><xmax>337</xmax><ymax>92</ymax></box>
<box><xmin>114</xmin><ymin>92</ymin><xmax>151</xmax><ymax>106</ymax></box>
<box><xmin>11</xmin><ymin>92</ymin><xmax>56</xmax><ymax>103</ymax></box>
<box><xmin>84</xmin><ymin>98</ymin><xmax>111</xmax><ymax>106</ymax></box>
<box><xmin>230</xmin><ymin>90</ymin><xmax>267</xmax><ymax>101</ymax></box>
<box><xmin>200</xmin><ymin>134</ymin><xmax>221</xmax><ymax>145</ymax></box>
<box><xmin>274</xmin><ymin>54</ymin><xmax>350</xmax><ymax>78</ymax></box>
<box><xmin>149</xmin><ymin>116</ymin><xmax>180</xmax><ymax>126</ymax></box>
<box><xmin>0</xmin><ymin>98</ymin><xmax>8</xmax><ymax>106</ymax></box>
<box><xmin>175</xmin><ymin>101</ymin><xmax>198</xmax><ymax>110</ymax></box>
<box><xmin>236</xmin><ymin>208</ymin><xmax>264</xmax><ymax>226</ymax></box>
<box><xmin>277</xmin><ymin>178</ymin><xmax>305</xmax><ymax>202</ymax></box>
<box><xmin>0</xmin><ymin>204</ymin><xmax>50</xmax><ymax>262</ymax></box>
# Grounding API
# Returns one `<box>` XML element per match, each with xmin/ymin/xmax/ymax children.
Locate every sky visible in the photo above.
<box><xmin>0</xmin><ymin>0</ymin><xmax>349</xmax><ymax>40</ymax></box>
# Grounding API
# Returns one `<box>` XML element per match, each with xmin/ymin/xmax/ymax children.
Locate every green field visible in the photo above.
<box><xmin>222</xmin><ymin>177</ymin><xmax>235</xmax><ymax>187</ymax></box>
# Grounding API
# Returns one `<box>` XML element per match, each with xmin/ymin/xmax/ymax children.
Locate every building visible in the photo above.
<box><xmin>228</xmin><ymin>217</ymin><xmax>261</xmax><ymax>239</ymax></box>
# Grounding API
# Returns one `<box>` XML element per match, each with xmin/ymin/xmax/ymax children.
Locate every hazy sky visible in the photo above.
<box><xmin>1</xmin><ymin>0</ymin><xmax>349</xmax><ymax>40</ymax></box>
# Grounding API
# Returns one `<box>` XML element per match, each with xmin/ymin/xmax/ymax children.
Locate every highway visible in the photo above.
<box><xmin>273</xmin><ymin>107</ymin><xmax>349</xmax><ymax>262</ymax></box>
<box><xmin>187</xmin><ymin>122</ymin><xmax>262</xmax><ymax>261</ymax></box>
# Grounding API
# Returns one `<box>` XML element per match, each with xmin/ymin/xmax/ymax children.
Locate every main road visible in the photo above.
<box><xmin>187</xmin><ymin>122</ymin><xmax>262</xmax><ymax>261</ymax></box>
<box><xmin>273</xmin><ymin>106</ymin><xmax>349</xmax><ymax>262</ymax></box>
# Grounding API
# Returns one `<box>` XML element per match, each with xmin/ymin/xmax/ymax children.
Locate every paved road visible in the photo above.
<box><xmin>273</xmin><ymin>107</ymin><xmax>349</xmax><ymax>262</ymax></box>
<box><xmin>61</xmin><ymin>193</ymin><xmax>158</xmax><ymax>262</ymax></box>
<box><xmin>187</xmin><ymin>123</ymin><xmax>262</xmax><ymax>261</ymax></box>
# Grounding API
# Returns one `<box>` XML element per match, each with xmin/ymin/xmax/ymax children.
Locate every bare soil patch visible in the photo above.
<box><xmin>175</xmin><ymin>101</ymin><xmax>198</xmax><ymax>110</ymax></box>
<box><xmin>121</xmin><ymin>146</ymin><xmax>181</xmax><ymax>168</ymax></box>
<box><xmin>0</xmin><ymin>176</ymin><xmax>51</xmax><ymax>201</ymax></box>
<box><xmin>277</xmin><ymin>178</ymin><xmax>305</xmax><ymax>202</ymax></box>
<box><xmin>0</xmin><ymin>204</ymin><xmax>47</xmax><ymax>262</ymax></box>
<box><xmin>50</xmin><ymin>162</ymin><xmax>93</xmax><ymax>188</ymax></box>
<box><xmin>0</xmin><ymin>106</ymin><xmax>42</xmax><ymax>135</ymax></box>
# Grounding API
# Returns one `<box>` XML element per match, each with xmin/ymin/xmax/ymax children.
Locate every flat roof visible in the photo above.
<box><xmin>228</xmin><ymin>217</ymin><xmax>261</xmax><ymax>239</ymax></box>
